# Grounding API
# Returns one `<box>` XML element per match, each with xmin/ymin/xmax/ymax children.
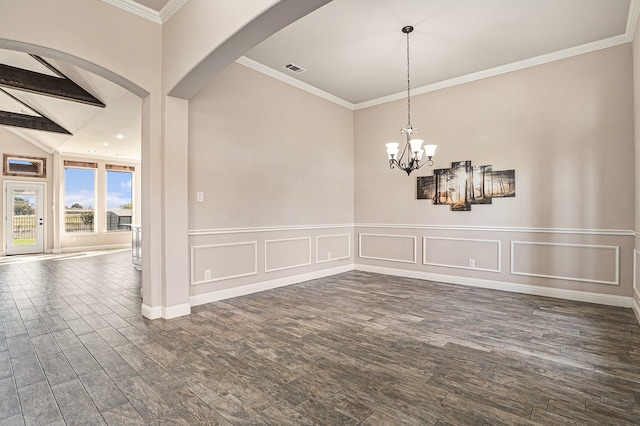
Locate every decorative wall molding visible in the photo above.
<box><xmin>265</xmin><ymin>237</ymin><xmax>312</xmax><ymax>273</ymax></box>
<box><xmin>356</xmin><ymin>264</ymin><xmax>633</xmax><ymax>309</ymax></box>
<box><xmin>190</xmin><ymin>264</ymin><xmax>354</xmax><ymax>307</ymax></box>
<box><xmin>633</xmin><ymin>298</ymin><xmax>640</xmax><ymax>326</ymax></box>
<box><xmin>359</xmin><ymin>234</ymin><xmax>417</xmax><ymax>264</ymax></box>
<box><xmin>511</xmin><ymin>241</ymin><xmax>620</xmax><ymax>286</ymax></box>
<box><xmin>316</xmin><ymin>234</ymin><xmax>351</xmax><ymax>264</ymax></box>
<box><xmin>356</xmin><ymin>223</ymin><xmax>634</xmax><ymax>237</ymax></box>
<box><xmin>190</xmin><ymin>241</ymin><xmax>258</xmax><ymax>285</ymax></box>
<box><xmin>189</xmin><ymin>223</ymin><xmax>634</xmax><ymax>237</ymax></box>
<box><xmin>634</xmin><ymin>249</ymin><xmax>639</xmax><ymax>294</ymax></box>
<box><xmin>188</xmin><ymin>223</ymin><xmax>353</xmax><ymax>236</ymax></box>
<box><xmin>423</xmin><ymin>237</ymin><xmax>501</xmax><ymax>273</ymax></box>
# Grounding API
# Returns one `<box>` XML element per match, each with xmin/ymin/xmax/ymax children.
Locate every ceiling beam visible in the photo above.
<box><xmin>0</xmin><ymin>110</ymin><xmax>71</xmax><ymax>134</ymax></box>
<box><xmin>0</xmin><ymin>63</ymin><xmax>105</xmax><ymax>107</ymax></box>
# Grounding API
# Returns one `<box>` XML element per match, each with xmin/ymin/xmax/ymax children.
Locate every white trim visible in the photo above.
<box><xmin>627</xmin><ymin>0</ymin><xmax>640</xmax><ymax>41</ymax></box>
<box><xmin>190</xmin><ymin>241</ymin><xmax>258</xmax><ymax>285</ymax></box>
<box><xmin>423</xmin><ymin>237</ymin><xmax>501</xmax><ymax>273</ymax></box>
<box><xmin>355</xmin><ymin>34</ymin><xmax>632</xmax><ymax>110</ymax></box>
<box><xmin>163</xmin><ymin>303</ymin><xmax>191</xmax><ymax>319</ymax></box>
<box><xmin>141</xmin><ymin>302</ymin><xmax>190</xmax><ymax>319</ymax></box>
<box><xmin>316</xmin><ymin>234</ymin><xmax>351</xmax><ymax>264</ymax></box>
<box><xmin>633</xmin><ymin>298</ymin><xmax>640</xmax><ymax>326</ymax></box>
<box><xmin>60</xmin><ymin>243</ymin><xmax>130</xmax><ymax>253</ymax></box>
<box><xmin>510</xmin><ymin>241</ymin><xmax>620</xmax><ymax>286</ymax></box>
<box><xmin>358</xmin><ymin>233</ymin><xmax>417</xmax><ymax>264</ymax></box>
<box><xmin>141</xmin><ymin>304</ymin><xmax>162</xmax><ymax>319</ymax></box>
<box><xmin>189</xmin><ymin>223</ymin><xmax>636</xmax><ymax>237</ymax></box>
<box><xmin>59</xmin><ymin>150</ymin><xmax>141</xmax><ymax>163</ymax></box>
<box><xmin>189</xmin><ymin>223</ymin><xmax>353</xmax><ymax>236</ymax></box>
<box><xmin>100</xmin><ymin>0</ymin><xmax>162</xmax><ymax>24</ymax></box>
<box><xmin>159</xmin><ymin>0</ymin><xmax>188</xmax><ymax>23</ymax></box>
<box><xmin>190</xmin><ymin>264</ymin><xmax>354</xmax><ymax>307</ymax></box>
<box><xmin>634</xmin><ymin>249</ymin><xmax>639</xmax><ymax>294</ymax></box>
<box><xmin>236</xmin><ymin>57</ymin><xmax>355</xmax><ymax>110</ymax></box>
<box><xmin>101</xmin><ymin>0</ymin><xmax>187</xmax><ymax>24</ymax></box>
<box><xmin>355</xmin><ymin>264</ymin><xmax>632</xmax><ymax>308</ymax></box>
<box><xmin>264</xmin><ymin>237</ymin><xmax>312</xmax><ymax>273</ymax></box>
<box><xmin>356</xmin><ymin>223</ymin><xmax>634</xmax><ymax>236</ymax></box>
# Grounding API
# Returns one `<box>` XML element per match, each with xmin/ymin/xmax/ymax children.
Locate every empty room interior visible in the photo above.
<box><xmin>1</xmin><ymin>0</ymin><xmax>640</xmax><ymax>424</ymax></box>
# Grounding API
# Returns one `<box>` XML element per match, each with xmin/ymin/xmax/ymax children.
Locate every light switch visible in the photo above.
<box><xmin>197</xmin><ymin>192</ymin><xmax>204</xmax><ymax>202</ymax></box>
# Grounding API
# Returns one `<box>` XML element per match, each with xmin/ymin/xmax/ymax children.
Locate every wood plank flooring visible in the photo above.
<box><xmin>1</xmin><ymin>250</ymin><xmax>639</xmax><ymax>424</ymax></box>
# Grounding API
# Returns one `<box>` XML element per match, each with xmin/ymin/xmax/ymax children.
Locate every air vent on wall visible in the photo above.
<box><xmin>283</xmin><ymin>63</ymin><xmax>306</xmax><ymax>74</ymax></box>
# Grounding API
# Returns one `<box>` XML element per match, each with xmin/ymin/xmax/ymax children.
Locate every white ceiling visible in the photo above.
<box><xmin>1</xmin><ymin>0</ymin><xmax>638</xmax><ymax>160</ymax></box>
<box><xmin>0</xmin><ymin>50</ymin><xmax>141</xmax><ymax>160</ymax></box>
<box><xmin>245</xmin><ymin>0</ymin><xmax>635</xmax><ymax>107</ymax></box>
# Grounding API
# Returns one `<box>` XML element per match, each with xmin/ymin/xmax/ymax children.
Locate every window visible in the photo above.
<box><xmin>105</xmin><ymin>165</ymin><xmax>133</xmax><ymax>231</ymax></box>
<box><xmin>3</xmin><ymin>154</ymin><xmax>46</xmax><ymax>178</ymax></box>
<box><xmin>64</xmin><ymin>162</ymin><xmax>97</xmax><ymax>233</ymax></box>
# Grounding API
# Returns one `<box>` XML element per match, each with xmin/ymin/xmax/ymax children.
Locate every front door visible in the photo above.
<box><xmin>5</xmin><ymin>182</ymin><xmax>45</xmax><ymax>255</ymax></box>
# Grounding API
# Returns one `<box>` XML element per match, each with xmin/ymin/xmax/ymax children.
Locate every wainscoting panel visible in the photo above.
<box><xmin>359</xmin><ymin>234</ymin><xmax>416</xmax><ymax>264</ymax></box>
<box><xmin>191</xmin><ymin>241</ymin><xmax>257</xmax><ymax>285</ymax></box>
<box><xmin>423</xmin><ymin>237</ymin><xmax>500</xmax><ymax>272</ymax></box>
<box><xmin>511</xmin><ymin>241</ymin><xmax>619</xmax><ymax>285</ymax></box>
<box><xmin>265</xmin><ymin>237</ymin><xmax>312</xmax><ymax>273</ymax></box>
<box><xmin>317</xmin><ymin>234</ymin><xmax>351</xmax><ymax>263</ymax></box>
<box><xmin>634</xmin><ymin>249</ymin><xmax>640</xmax><ymax>300</ymax></box>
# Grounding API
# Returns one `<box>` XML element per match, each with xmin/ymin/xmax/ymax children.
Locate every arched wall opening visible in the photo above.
<box><xmin>0</xmin><ymin>39</ymin><xmax>157</xmax><ymax>310</ymax></box>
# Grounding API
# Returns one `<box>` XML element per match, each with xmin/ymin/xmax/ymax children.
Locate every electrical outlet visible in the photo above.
<box><xmin>204</xmin><ymin>269</ymin><xmax>211</xmax><ymax>280</ymax></box>
<box><xmin>328</xmin><ymin>252</ymin><xmax>332</xmax><ymax>260</ymax></box>
<box><xmin>469</xmin><ymin>259</ymin><xmax>475</xmax><ymax>268</ymax></box>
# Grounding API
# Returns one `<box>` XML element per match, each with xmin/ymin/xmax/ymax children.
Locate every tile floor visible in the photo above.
<box><xmin>1</xmin><ymin>250</ymin><xmax>640</xmax><ymax>425</ymax></box>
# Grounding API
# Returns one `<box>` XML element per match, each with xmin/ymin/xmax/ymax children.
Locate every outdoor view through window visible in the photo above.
<box><xmin>64</xmin><ymin>168</ymin><xmax>132</xmax><ymax>232</ymax></box>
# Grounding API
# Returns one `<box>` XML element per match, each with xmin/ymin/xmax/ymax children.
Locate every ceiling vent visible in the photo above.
<box><xmin>283</xmin><ymin>63</ymin><xmax>306</xmax><ymax>74</ymax></box>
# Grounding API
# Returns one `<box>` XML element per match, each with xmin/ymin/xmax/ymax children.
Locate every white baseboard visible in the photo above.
<box><xmin>141</xmin><ymin>304</ymin><xmax>162</xmax><ymax>320</ymax></box>
<box><xmin>61</xmin><ymin>243</ymin><xmax>130</xmax><ymax>253</ymax></box>
<box><xmin>141</xmin><ymin>302</ymin><xmax>191</xmax><ymax>320</ymax></box>
<box><xmin>52</xmin><ymin>249</ymin><xmax>62</xmax><ymax>254</ymax></box>
<box><xmin>190</xmin><ymin>264</ymin><xmax>355</xmax><ymax>307</ymax></box>
<box><xmin>164</xmin><ymin>303</ymin><xmax>191</xmax><ymax>319</ymax></box>
<box><xmin>355</xmin><ymin>264</ymin><xmax>633</xmax><ymax>308</ymax></box>
<box><xmin>633</xmin><ymin>297</ymin><xmax>640</xmax><ymax>326</ymax></box>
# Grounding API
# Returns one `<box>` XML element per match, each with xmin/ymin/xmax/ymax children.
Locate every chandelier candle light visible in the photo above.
<box><xmin>386</xmin><ymin>25</ymin><xmax>437</xmax><ymax>176</ymax></box>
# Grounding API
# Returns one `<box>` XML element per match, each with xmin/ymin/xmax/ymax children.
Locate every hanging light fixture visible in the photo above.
<box><xmin>386</xmin><ymin>25</ymin><xmax>437</xmax><ymax>176</ymax></box>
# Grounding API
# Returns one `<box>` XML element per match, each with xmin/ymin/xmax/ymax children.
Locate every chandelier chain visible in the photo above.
<box><xmin>406</xmin><ymin>29</ymin><xmax>411</xmax><ymax>129</ymax></box>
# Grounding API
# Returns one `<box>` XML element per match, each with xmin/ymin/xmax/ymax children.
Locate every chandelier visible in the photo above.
<box><xmin>385</xmin><ymin>26</ymin><xmax>437</xmax><ymax>176</ymax></box>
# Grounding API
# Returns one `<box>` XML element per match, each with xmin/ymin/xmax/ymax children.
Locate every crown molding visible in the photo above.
<box><xmin>236</xmin><ymin>57</ymin><xmax>355</xmax><ymax>110</ymax></box>
<box><xmin>101</xmin><ymin>0</ymin><xmax>187</xmax><ymax>24</ymax></box>
<box><xmin>159</xmin><ymin>0</ymin><xmax>187</xmax><ymax>23</ymax></box>
<box><xmin>627</xmin><ymin>0</ymin><xmax>640</xmax><ymax>41</ymax></box>
<box><xmin>355</xmin><ymin>32</ymin><xmax>633</xmax><ymax>110</ymax></box>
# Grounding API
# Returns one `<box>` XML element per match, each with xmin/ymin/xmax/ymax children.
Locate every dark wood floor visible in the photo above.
<box><xmin>1</xmin><ymin>251</ymin><xmax>639</xmax><ymax>425</ymax></box>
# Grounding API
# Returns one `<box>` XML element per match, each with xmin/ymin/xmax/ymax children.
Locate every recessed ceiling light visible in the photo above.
<box><xmin>103</xmin><ymin>142</ymin><xmax>109</xmax><ymax>146</ymax></box>
<box><xmin>88</xmin><ymin>150</ymin><xmax>97</xmax><ymax>153</ymax></box>
<box><xmin>116</xmin><ymin>134</ymin><xmax>124</xmax><ymax>140</ymax></box>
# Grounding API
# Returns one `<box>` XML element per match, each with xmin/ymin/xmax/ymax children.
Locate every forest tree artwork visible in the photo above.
<box><xmin>417</xmin><ymin>161</ymin><xmax>515</xmax><ymax>211</ymax></box>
